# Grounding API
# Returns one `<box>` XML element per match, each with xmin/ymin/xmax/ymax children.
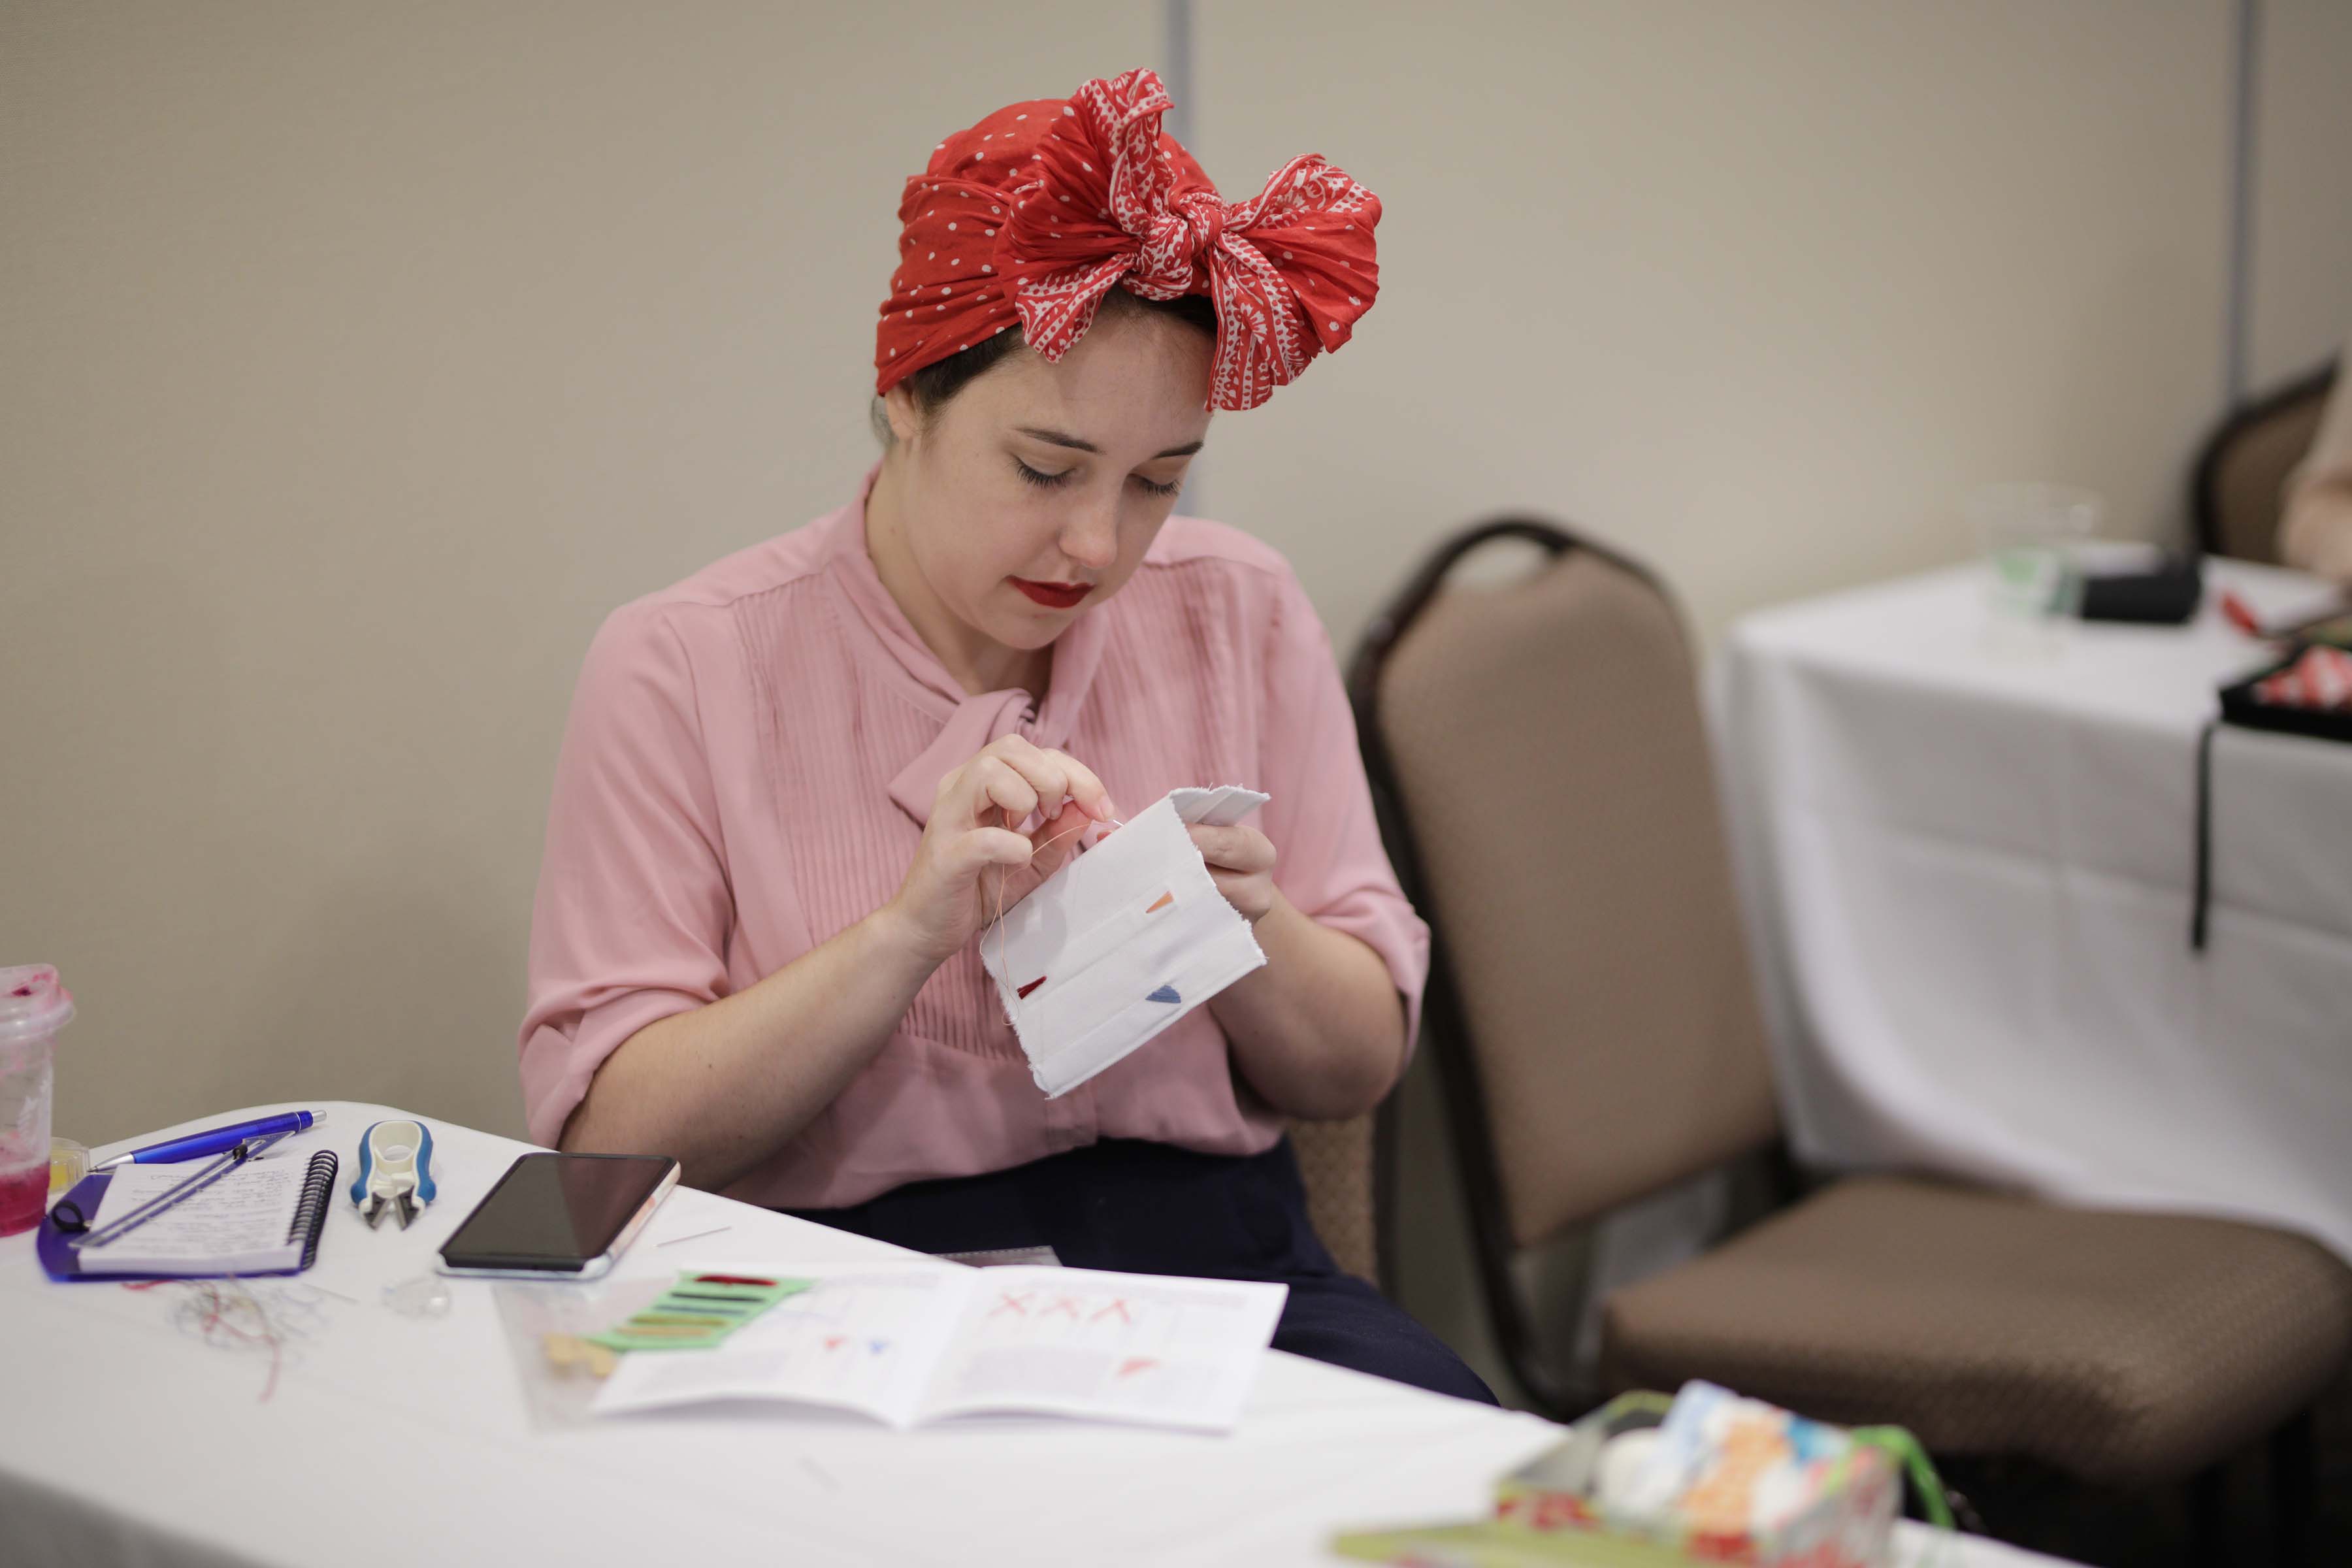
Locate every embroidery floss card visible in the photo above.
<box><xmin>983</xmin><ymin>787</ymin><xmax>1271</xmax><ymax>1097</ymax></box>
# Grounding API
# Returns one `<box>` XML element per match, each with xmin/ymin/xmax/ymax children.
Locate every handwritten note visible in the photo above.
<box><xmin>78</xmin><ymin>1158</ymin><xmax>307</xmax><ymax>1274</ymax></box>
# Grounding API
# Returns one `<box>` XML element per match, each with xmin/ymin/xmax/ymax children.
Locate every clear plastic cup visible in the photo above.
<box><xmin>1970</xmin><ymin>482</ymin><xmax>2102</xmax><ymax>623</ymax></box>
<box><xmin>0</xmin><ymin>965</ymin><xmax>75</xmax><ymax>1236</ymax></box>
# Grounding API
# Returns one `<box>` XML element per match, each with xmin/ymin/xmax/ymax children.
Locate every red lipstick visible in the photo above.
<box><xmin>1010</xmin><ymin>578</ymin><xmax>1092</xmax><ymax>610</ymax></box>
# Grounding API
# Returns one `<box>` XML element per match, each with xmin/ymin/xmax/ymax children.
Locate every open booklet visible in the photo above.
<box><xmin>591</xmin><ymin>1261</ymin><xmax>1287</xmax><ymax>1433</ymax></box>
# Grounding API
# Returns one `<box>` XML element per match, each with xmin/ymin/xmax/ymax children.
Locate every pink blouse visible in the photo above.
<box><xmin>519</xmin><ymin>465</ymin><xmax>1428</xmax><ymax>1208</ymax></box>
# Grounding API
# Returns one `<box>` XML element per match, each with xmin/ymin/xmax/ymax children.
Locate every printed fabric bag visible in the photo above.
<box><xmin>1331</xmin><ymin>1381</ymin><xmax>1958</xmax><ymax>1567</ymax></box>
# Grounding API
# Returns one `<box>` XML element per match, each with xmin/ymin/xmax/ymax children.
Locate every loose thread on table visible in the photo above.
<box><xmin>125</xmin><ymin>1278</ymin><xmax>289</xmax><ymax>1402</ymax></box>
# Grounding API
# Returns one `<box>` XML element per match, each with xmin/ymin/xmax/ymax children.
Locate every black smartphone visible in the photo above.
<box><xmin>436</xmin><ymin>1151</ymin><xmax>679</xmax><ymax>1280</ymax></box>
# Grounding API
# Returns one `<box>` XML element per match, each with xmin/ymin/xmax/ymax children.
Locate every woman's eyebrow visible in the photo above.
<box><xmin>1015</xmin><ymin>425</ymin><xmax>1205</xmax><ymax>461</ymax></box>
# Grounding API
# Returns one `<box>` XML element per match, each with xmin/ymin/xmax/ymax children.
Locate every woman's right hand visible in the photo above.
<box><xmin>883</xmin><ymin>736</ymin><xmax>1119</xmax><ymax>966</ymax></box>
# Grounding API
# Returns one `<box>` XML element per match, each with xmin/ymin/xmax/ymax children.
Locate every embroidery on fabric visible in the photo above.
<box><xmin>981</xmin><ymin>787</ymin><xmax>1271</xmax><ymax>1096</ymax></box>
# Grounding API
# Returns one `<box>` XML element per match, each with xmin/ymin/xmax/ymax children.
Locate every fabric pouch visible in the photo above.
<box><xmin>1331</xmin><ymin>1383</ymin><xmax>1950</xmax><ymax>1567</ymax></box>
<box><xmin>981</xmin><ymin>786</ymin><xmax>1271</xmax><ymax>1098</ymax></box>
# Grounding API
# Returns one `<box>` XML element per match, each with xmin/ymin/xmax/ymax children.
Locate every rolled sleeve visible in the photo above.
<box><xmin>1254</xmin><ymin>566</ymin><xmax>1432</xmax><ymax>1056</ymax></box>
<box><xmin>518</xmin><ymin>603</ymin><xmax>734</xmax><ymax>1148</ymax></box>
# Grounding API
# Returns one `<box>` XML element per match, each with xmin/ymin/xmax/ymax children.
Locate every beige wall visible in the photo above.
<box><xmin>2249</xmin><ymin>0</ymin><xmax>2352</xmax><ymax>386</ymax></box>
<box><xmin>3</xmin><ymin>2</ymin><xmax>2346</xmax><ymax>1363</ymax></box>
<box><xmin>1200</xmin><ymin>0</ymin><xmax>2240</xmax><ymax>649</ymax></box>
<box><xmin>2</xmin><ymin>1</ymin><xmax>1156</xmax><ymax>1143</ymax></box>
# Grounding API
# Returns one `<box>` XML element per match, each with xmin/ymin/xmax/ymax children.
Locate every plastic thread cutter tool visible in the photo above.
<box><xmin>350</xmin><ymin>1118</ymin><xmax>437</xmax><ymax>1230</ymax></box>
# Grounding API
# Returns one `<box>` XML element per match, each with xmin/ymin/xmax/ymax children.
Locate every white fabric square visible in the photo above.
<box><xmin>981</xmin><ymin>786</ymin><xmax>1271</xmax><ymax>1098</ymax></box>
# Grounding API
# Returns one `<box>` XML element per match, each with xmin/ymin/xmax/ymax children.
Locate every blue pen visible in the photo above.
<box><xmin>90</xmin><ymin>1109</ymin><xmax>327</xmax><ymax>1171</ymax></box>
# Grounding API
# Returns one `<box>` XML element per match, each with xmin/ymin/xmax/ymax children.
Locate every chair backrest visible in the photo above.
<box><xmin>1288</xmin><ymin>1113</ymin><xmax>1380</xmax><ymax>1284</ymax></box>
<box><xmin>1352</xmin><ymin>521</ymin><xmax>1780</xmax><ymax>1260</ymax></box>
<box><xmin>2193</xmin><ymin>360</ymin><xmax>2339</xmax><ymax>563</ymax></box>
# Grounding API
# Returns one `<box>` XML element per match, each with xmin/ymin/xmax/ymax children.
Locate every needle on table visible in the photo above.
<box><xmin>656</xmin><ymin>1225</ymin><xmax>733</xmax><ymax>1249</ymax></box>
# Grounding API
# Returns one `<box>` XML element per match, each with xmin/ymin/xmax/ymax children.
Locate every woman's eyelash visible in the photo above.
<box><xmin>1013</xmin><ymin>458</ymin><xmax>1073</xmax><ymax>489</ymax></box>
<box><xmin>1013</xmin><ymin>457</ymin><xmax>1181</xmax><ymax>500</ymax></box>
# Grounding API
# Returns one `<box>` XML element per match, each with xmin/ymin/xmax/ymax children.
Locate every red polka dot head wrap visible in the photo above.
<box><xmin>874</xmin><ymin>67</ymin><xmax>1381</xmax><ymax>413</ymax></box>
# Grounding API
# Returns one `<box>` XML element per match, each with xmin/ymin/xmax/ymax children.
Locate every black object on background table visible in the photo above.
<box><xmin>2079</xmin><ymin>552</ymin><xmax>2202</xmax><ymax>624</ymax></box>
<box><xmin>2215</xmin><ymin>654</ymin><xmax>2352</xmax><ymax>744</ymax></box>
<box><xmin>2193</xmin><ymin>639</ymin><xmax>2352</xmax><ymax>951</ymax></box>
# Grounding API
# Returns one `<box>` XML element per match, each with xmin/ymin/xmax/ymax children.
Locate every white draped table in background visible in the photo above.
<box><xmin>1719</xmin><ymin>556</ymin><xmax>2352</xmax><ymax>1262</ymax></box>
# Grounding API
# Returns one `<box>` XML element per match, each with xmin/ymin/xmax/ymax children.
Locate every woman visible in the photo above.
<box><xmin>2280</xmin><ymin>332</ymin><xmax>2352</xmax><ymax>586</ymax></box>
<box><xmin>521</xmin><ymin>69</ymin><xmax>1491</xmax><ymax>1403</ymax></box>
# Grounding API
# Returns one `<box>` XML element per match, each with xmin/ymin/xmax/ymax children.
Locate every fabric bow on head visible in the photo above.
<box><xmin>874</xmin><ymin>68</ymin><xmax>1381</xmax><ymax>412</ymax></box>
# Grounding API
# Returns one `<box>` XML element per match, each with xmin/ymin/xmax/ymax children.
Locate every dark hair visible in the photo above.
<box><xmin>871</xmin><ymin>289</ymin><xmax>1218</xmax><ymax>445</ymax></box>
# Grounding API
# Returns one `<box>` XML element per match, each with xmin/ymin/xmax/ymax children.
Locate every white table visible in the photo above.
<box><xmin>1720</xmin><ymin>556</ymin><xmax>2352</xmax><ymax>1262</ymax></box>
<box><xmin>0</xmin><ymin>1103</ymin><xmax>2072</xmax><ymax>1567</ymax></box>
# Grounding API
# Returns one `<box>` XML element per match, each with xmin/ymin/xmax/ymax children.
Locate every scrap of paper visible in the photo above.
<box><xmin>1166</xmin><ymin>785</ymin><xmax>1270</xmax><ymax>827</ymax></box>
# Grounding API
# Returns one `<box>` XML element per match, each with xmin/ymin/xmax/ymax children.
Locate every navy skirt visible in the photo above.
<box><xmin>784</xmin><ymin>1137</ymin><xmax>1495</xmax><ymax>1405</ymax></box>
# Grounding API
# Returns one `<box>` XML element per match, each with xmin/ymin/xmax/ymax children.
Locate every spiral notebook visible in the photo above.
<box><xmin>51</xmin><ymin>1149</ymin><xmax>339</xmax><ymax>1279</ymax></box>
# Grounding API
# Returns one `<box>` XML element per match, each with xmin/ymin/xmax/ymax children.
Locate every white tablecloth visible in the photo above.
<box><xmin>0</xmin><ymin>1103</ymin><xmax>2067</xmax><ymax>1567</ymax></box>
<box><xmin>1720</xmin><ymin>558</ymin><xmax>2352</xmax><ymax>1262</ymax></box>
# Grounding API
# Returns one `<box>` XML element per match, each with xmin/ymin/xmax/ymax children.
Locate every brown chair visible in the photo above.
<box><xmin>1289</xmin><ymin>1113</ymin><xmax>1380</xmax><ymax>1284</ymax></box>
<box><xmin>1350</xmin><ymin>518</ymin><xmax>2352</xmax><ymax>1560</ymax></box>
<box><xmin>2193</xmin><ymin>359</ymin><xmax>2339</xmax><ymax>564</ymax></box>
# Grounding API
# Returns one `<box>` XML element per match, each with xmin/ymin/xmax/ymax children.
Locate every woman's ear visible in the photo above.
<box><xmin>883</xmin><ymin>384</ymin><xmax>923</xmax><ymax>449</ymax></box>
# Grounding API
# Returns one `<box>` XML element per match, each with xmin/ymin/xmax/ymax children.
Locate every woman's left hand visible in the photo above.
<box><xmin>1190</xmin><ymin>825</ymin><xmax>1279</xmax><ymax>924</ymax></box>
